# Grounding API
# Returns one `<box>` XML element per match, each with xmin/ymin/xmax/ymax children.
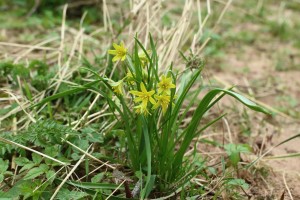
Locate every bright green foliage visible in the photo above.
<box><xmin>23</xmin><ymin>164</ymin><xmax>49</xmax><ymax>180</ymax></box>
<box><xmin>0</xmin><ymin>120</ymin><xmax>77</xmax><ymax>155</ymax></box>
<box><xmin>0</xmin><ymin>60</ymin><xmax>53</xmax><ymax>92</ymax></box>
<box><xmin>0</xmin><ymin>158</ymin><xmax>11</xmax><ymax>183</ymax></box>
<box><xmin>0</xmin><ymin>120</ymin><xmax>107</xmax><ymax>199</ymax></box>
<box><xmin>224</xmin><ymin>144</ymin><xmax>251</xmax><ymax>168</ymax></box>
<box><xmin>91</xmin><ymin>172</ymin><xmax>105</xmax><ymax>183</ymax></box>
<box><xmin>217</xmin><ymin>178</ymin><xmax>250</xmax><ymax>199</ymax></box>
<box><xmin>56</xmin><ymin>188</ymin><xmax>89</xmax><ymax>200</ymax></box>
<box><xmin>226</xmin><ymin>178</ymin><xmax>249</xmax><ymax>190</ymax></box>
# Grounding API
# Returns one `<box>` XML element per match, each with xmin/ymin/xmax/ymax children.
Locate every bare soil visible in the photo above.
<box><xmin>204</xmin><ymin>3</ymin><xmax>300</xmax><ymax>198</ymax></box>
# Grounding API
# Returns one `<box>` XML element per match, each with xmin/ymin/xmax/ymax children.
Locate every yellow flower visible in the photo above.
<box><xmin>138</xmin><ymin>51</ymin><xmax>151</xmax><ymax>67</ymax></box>
<box><xmin>126</xmin><ymin>71</ymin><xmax>135</xmax><ymax>85</ymax></box>
<box><xmin>152</xmin><ymin>94</ymin><xmax>170</xmax><ymax>114</ymax></box>
<box><xmin>157</xmin><ymin>75</ymin><xmax>176</xmax><ymax>95</ymax></box>
<box><xmin>109</xmin><ymin>80</ymin><xmax>124</xmax><ymax>95</ymax></box>
<box><xmin>130</xmin><ymin>83</ymin><xmax>156</xmax><ymax>105</ymax></box>
<box><xmin>134</xmin><ymin>102</ymin><xmax>150</xmax><ymax>115</ymax></box>
<box><xmin>130</xmin><ymin>83</ymin><xmax>156</xmax><ymax>114</ymax></box>
<box><xmin>108</xmin><ymin>42</ymin><xmax>127</xmax><ymax>62</ymax></box>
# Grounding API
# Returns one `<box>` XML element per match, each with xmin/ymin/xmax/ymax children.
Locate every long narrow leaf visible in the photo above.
<box><xmin>30</xmin><ymin>80</ymin><xmax>101</xmax><ymax>108</ymax></box>
<box><xmin>141</xmin><ymin>117</ymin><xmax>154</xmax><ymax>199</ymax></box>
<box><xmin>172</xmin><ymin>88</ymin><xmax>270</xmax><ymax>177</ymax></box>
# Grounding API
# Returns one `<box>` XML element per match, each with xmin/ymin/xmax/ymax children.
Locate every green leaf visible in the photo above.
<box><xmin>14</xmin><ymin>157</ymin><xmax>30</xmax><ymax>166</ymax></box>
<box><xmin>140</xmin><ymin>117</ymin><xmax>154</xmax><ymax>199</ymax></box>
<box><xmin>215</xmin><ymin>89</ymin><xmax>271</xmax><ymax>114</ymax></box>
<box><xmin>0</xmin><ymin>159</ymin><xmax>9</xmax><ymax>174</ymax></box>
<box><xmin>44</xmin><ymin>146</ymin><xmax>59</xmax><ymax>158</ymax></box>
<box><xmin>30</xmin><ymin>80</ymin><xmax>101</xmax><ymax>108</ymax></box>
<box><xmin>46</xmin><ymin>170</ymin><xmax>56</xmax><ymax>183</ymax></box>
<box><xmin>19</xmin><ymin>163</ymin><xmax>35</xmax><ymax>173</ymax></box>
<box><xmin>75</xmin><ymin>139</ymin><xmax>89</xmax><ymax>151</ymax></box>
<box><xmin>32</xmin><ymin>153</ymin><xmax>43</xmax><ymax>164</ymax></box>
<box><xmin>23</xmin><ymin>164</ymin><xmax>49</xmax><ymax>180</ymax></box>
<box><xmin>4</xmin><ymin>171</ymin><xmax>13</xmax><ymax>176</ymax></box>
<box><xmin>227</xmin><ymin>178</ymin><xmax>249</xmax><ymax>190</ymax></box>
<box><xmin>56</xmin><ymin>188</ymin><xmax>89</xmax><ymax>200</ymax></box>
<box><xmin>224</xmin><ymin>143</ymin><xmax>251</xmax><ymax>167</ymax></box>
<box><xmin>63</xmin><ymin>179</ymin><xmax>129</xmax><ymax>190</ymax></box>
<box><xmin>208</xmin><ymin>167</ymin><xmax>217</xmax><ymax>175</ymax></box>
<box><xmin>56</xmin><ymin>179</ymin><xmax>137</xmax><ymax>199</ymax></box>
<box><xmin>0</xmin><ymin>174</ymin><xmax>4</xmax><ymax>183</ymax></box>
<box><xmin>135</xmin><ymin>171</ymin><xmax>143</xmax><ymax>179</ymax></box>
<box><xmin>32</xmin><ymin>153</ymin><xmax>43</xmax><ymax>165</ymax></box>
<box><xmin>144</xmin><ymin>175</ymin><xmax>156</xmax><ymax>198</ymax></box>
<box><xmin>71</xmin><ymin>153</ymin><xmax>82</xmax><ymax>160</ymax></box>
<box><xmin>91</xmin><ymin>173</ymin><xmax>104</xmax><ymax>183</ymax></box>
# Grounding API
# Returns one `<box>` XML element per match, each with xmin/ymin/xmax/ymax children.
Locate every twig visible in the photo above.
<box><xmin>0</xmin><ymin>42</ymin><xmax>58</xmax><ymax>51</ymax></box>
<box><xmin>105</xmin><ymin>180</ymin><xmax>126</xmax><ymax>200</ymax></box>
<box><xmin>283</xmin><ymin>172</ymin><xmax>294</xmax><ymax>200</ymax></box>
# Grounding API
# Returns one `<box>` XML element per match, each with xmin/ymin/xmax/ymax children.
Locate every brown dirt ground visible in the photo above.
<box><xmin>203</xmin><ymin>4</ymin><xmax>300</xmax><ymax>197</ymax></box>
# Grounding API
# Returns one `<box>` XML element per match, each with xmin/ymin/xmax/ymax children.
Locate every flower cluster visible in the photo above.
<box><xmin>108</xmin><ymin>42</ymin><xmax>176</xmax><ymax>115</ymax></box>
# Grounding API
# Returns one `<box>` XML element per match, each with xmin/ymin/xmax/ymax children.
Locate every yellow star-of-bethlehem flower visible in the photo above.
<box><xmin>138</xmin><ymin>51</ymin><xmax>151</xmax><ymax>67</ymax></box>
<box><xmin>130</xmin><ymin>83</ymin><xmax>156</xmax><ymax>114</ymax></box>
<box><xmin>126</xmin><ymin>71</ymin><xmax>135</xmax><ymax>85</ymax></box>
<box><xmin>152</xmin><ymin>94</ymin><xmax>170</xmax><ymax>114</ymax></box>
<box><xmin>157</xmin><ymin>75</ymin><xmax>176</xmax><ymax>95</ymax></box>
<box><xmin>109</xmin><ymin>80</ymin><xmax>124</xmax><ymax>95</ymax></box>
<box><xmin>108</xmin><ymin>42</ymin><xmax>127</xmax><ymax>62</ymax></box>
<box><xmin>134</xmin><ymin>103</ymin><xmax>150</xmax><ymax>115</ymax></box>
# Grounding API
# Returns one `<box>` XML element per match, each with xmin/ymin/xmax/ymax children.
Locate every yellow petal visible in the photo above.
<box><xmin>162</xmin><ymin>104</ymin><xmax>168</xmax><ymax>114</ymax></box>
<box><xmin>166</xmin><ymin>77</ymin><xmax>172</xmax><ymax>82</ymax></box>
<box><xmin>148</xmin><ymin>90</ymin><xmax>155</xmax><ymax>96</ymax></box>
<box><xmin>134</xmin><ymin>97</ymin><xmax>143</xmax><ymax>103</ymax></box>
<box><xmin>149</xmin><ymin>97</ymin><xmax>156</xmax><ymax>105</ymax></box>
<box><xmin>170</xmin><ymin>83</ymin><xmax>176</xmax><ymax>88</ymax></box>
<box><xmin>140</xmin><ymin>83</ymin><xmax>147</xmax><ymax>93</ymax></box>
<box><xmin>152</xmin><ymin>103</ymin><xmax>160</xmax><ymax>110</ymax></box>
<box><xmin>158</xmin><ymin>88</ymin><xmax>163</xmax><ymax>94</ymax></box>
<box><xmin>113</xmin><ymin>43</ymin><xmax>120</xmax><ymax>49</ymax></box>
<box><xmin>110</xmin><ymin>80</ymin><xmax>122</xmax><ymax>86</ymax></box>
<box><xmin>130</xmin><ymin>91</ymin><xmax>143</xmax><ymax>96</ymax></box>
<box><xmin>112</xmin><ymin>56</ymin><xmax>120</xmax><ymax>62</ymax></box>
<box><xmin>108</xmin><ymin>50</ymin><xmax>117</xmax><ymax>55</ymax></box>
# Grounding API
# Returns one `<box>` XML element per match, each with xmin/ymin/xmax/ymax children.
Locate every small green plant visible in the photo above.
<box><xmin>220</xmin><ymin>178</ymin><xmax>250</xmax><ymax>199</ymax></box>
<box><xmin>224</xmin><ymin>143</ymin><xmax>251</xmax><ymax>169</ymax></box>
<box><xmin>35</xmin><ymin>36</ymin><xmax>269</xmax><ymax>198</ymax></box>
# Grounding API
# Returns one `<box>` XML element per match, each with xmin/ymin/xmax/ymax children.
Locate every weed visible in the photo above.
<box><xmin>30</xmin><ymin>37</ymin><xmax>269</xmax><ymax>199</ymax></box>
